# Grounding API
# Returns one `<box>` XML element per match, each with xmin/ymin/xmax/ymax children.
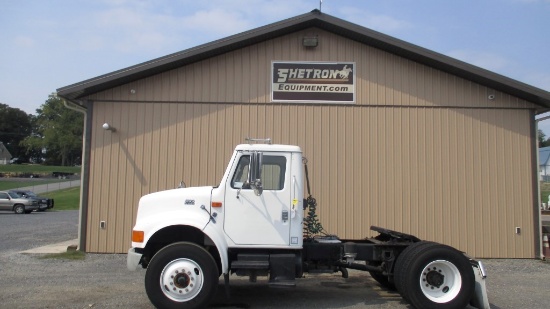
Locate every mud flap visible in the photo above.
<box><xmin>470</xmin><ymin>260</ymin><xmax>490</xmax><ymax>309</ymax></box>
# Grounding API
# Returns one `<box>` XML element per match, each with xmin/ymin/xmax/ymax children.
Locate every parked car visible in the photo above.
<box><xmin>0</xmin><ymin>191</ymin><xmax>39</xmax><ymax>214</ymax></box>
<box><xmin>10</xmin><ymin>190</ymin><xmax>54</xmax><ymax>211</ymax></box>
<box><xmin>9</xmin><ymin>157</ymin><xmax>23</xmax><ymax>164</ymax></box>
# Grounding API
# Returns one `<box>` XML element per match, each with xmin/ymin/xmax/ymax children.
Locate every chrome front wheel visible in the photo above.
<box><xmin>145</xmin><ymin>242</ymin><xmax>219</xmax><ymax>309</ymax></box>
<box><xmin>160</xmin><ymin>258</ymin><xmax>205</xmax><ymax>302</ymax></box>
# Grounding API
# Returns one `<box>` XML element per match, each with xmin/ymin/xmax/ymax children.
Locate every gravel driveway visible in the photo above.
<box><xmin>1</xmin><ymin>210</ymin><xmax>550</xmax><ymax>308</ymax></box>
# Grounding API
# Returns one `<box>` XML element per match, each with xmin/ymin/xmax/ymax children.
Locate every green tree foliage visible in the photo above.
<box><xmin>539</xmin><ymin>129</ymin><xmax>550</xmax><ymax>147</ymax></box>
<box><xmin>0</xmin><ymin>103</ymin><xmax>32</xmax><ymax>160</ymax></box>
<box><xmin>21</xmin><ymin>96</ymin><xmax>83</xmax><ymax>166</ymax></box>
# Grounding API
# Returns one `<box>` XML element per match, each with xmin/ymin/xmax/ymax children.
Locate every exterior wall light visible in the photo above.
<box><xmin>102</xmin><ymin>123</ymin><xmax>116</xmax><ymax>132</ymax></box>
<box><xmin>302</xmin><ymin>37</ymin><xmax>318</xmax><ymax>47</ymax></box>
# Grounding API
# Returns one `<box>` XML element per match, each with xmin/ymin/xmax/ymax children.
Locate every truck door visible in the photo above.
<box><xmin>224</xmin><ymin>152</ymin><xmax>291</xmax><ymax>246</ymax></box>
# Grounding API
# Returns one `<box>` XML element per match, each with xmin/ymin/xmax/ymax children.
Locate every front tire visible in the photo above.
<box><xmin>394</xmin><ymin>242</ymin><xmax>474</xmax><ymax>309</ymax></box>
<box><xmin>13</xmin><ymin>204</ymin><xmax>25</xmax><ymax>214</ymax></box>
<box><xmin>145</xmin><ymin>242</ymin><xmax>219</xmax><ymax>309</ymax></box>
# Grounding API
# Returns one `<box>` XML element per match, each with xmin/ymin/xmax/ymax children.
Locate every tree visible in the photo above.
<box><xmin>539</xmin><ymin>129</ymin><xmax>550</xmax><ymax>148</ymax></box>
<box><xmin>0</xmin><ymin>103</ymin><xmax>32</xmax><ymax>161</ymax></box>
<box><xmin>21</xmin><ymin>95</ymin><xmax>83</xmax><ymax>166</ymax></box>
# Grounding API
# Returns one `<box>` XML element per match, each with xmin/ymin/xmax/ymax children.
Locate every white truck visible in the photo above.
<box><xmin>127</xmin><ymin>140</ymin><xmax>489</xmax><ymax>309</ymax></box>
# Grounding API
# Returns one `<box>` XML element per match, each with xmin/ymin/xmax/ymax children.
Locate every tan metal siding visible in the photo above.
<box><xmin>87</xmin><ymin>102</ymin><xmax>534</xmax><ymax>258</ymax></box>
<box><xmin>87</xmin><ymin>29</ymin><xmax>537</xmax><ymax>111</ymax></box>
<box><xmin>83</xmin><ymin>28</ymin><xmax>538</xmax><ymax>257</ymax></box>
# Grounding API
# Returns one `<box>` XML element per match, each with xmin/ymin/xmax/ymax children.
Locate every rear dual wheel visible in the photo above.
<box><xmin>394</xmin><ymin>241</ymin><xmax>475</xmax><ymax>309</ymax></box>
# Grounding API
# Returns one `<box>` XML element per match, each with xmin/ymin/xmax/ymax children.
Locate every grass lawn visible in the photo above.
<box><xmin>0</xmin><ymin>165</ymin><xmax>81</xmax><ymax>174</ymax></box>
<box><xmin>43</xmin><ymin>187</ymin><xmax>80</xmax><ymax>210</ymax></box>
<box><xmin>0</xmin><ymin>180</ymin><xmax>72</xmax><ymax>191</ymax></box>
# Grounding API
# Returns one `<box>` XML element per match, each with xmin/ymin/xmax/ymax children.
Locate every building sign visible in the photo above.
<box><xmin>272</xmin><ymin>61</ymin><xmax>355</xmax><ymax>103</ymax></box>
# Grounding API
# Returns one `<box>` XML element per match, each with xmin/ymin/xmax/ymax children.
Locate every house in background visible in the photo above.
<box><xmin>540</xmin><ymin>146</ymin><xmax>550</xmax><ymax>181</ymax></box>
<box><xmin>0</xmin><ymin>142</ymin><xmax>12</xmax><ymax>165</ymax></box>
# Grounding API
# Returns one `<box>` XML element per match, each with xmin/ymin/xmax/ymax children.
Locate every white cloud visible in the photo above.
<box><xmin>74</xmin><ymin>0</ymin><xmax>311</xmax><ymax>55</ymax></box>
<box><xmin>338</xmin><ymin>7</ymin><xmax>412</xmax><ymax>33</ymax></box>
<box><xmin>180</xmin><ymin>9</ymin><xmax>252</xmax><ymax>36</ymax></box>
<box><xmin>14</xmin><ymin>36</ymin><xmax>35</xmax><ymax>48</ymax></box>
<box><xmin>446</xmin><ymin>49</ymin><xmax>510</xmax><ymax>72</ymax></box>
<box><xmin>522</xmin><ymin>72</ymin><xmax>550</xmax><ymax>92</ymax></box>
<box><xmin>447</xmin><ymin>49</ymin><xmax>550</xmax><ymax>93</ymax></box>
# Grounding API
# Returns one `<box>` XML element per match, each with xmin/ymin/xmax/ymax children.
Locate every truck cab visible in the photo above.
<box><xmin>127</xmin><ymin>142</ymin><xmax>488</xmax><ymax>309</ymax></box>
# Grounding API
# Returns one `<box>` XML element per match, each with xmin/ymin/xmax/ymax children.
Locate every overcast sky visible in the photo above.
<box><xmin>2</xmin><ymin>0</ymin><xmax>550</xmax><ymax>133</ymax></box>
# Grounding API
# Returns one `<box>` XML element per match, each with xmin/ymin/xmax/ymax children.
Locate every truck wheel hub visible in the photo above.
<box><xmin>174</xmin><ymin>273</ymin><xmax>190</xmax><ymax>288</ymax></box>
<box><xmin>419</xmin><ymin>260</ymin><xmax>462</xmax><ymax>303</ymax></box>
<box><xmin>425</xmin><ymin>269</ymin><xmax>444</xmax><ymax>287</ymax></box>
<box><xmin>160</xmin><ymin>258</ymin><xmax>204</xmax><ymax>302</ymax></box>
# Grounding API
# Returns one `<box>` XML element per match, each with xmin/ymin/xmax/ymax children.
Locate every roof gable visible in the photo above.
<box><xmin>0</xmin><ymin>142</ymin><xmax>12</xmax><ymax>160</ymax></box>
<box><xmin>540</xmin><ymin>146</ymin><xmax>550</xmax><ymax>166</ymax></box>
<box><xmin>57</xmin><ymin>10</ymin><xmax>550</xmax><ymax>110</ymax></box>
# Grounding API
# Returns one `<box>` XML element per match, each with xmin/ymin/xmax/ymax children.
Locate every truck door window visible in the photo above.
<box><xmin>231</xmin><ymin>156</ymin><xmax>250</xmax><ymax>189</ymax></box>
<box><xmin>231</xmin><ymin>155</ymin><xmax>286</xmax><ymax>190</ymax></box>
<box><xmin>0</xmin><ymin>193</ymin><xmax>8</xmax><ymax>199</ymax></box>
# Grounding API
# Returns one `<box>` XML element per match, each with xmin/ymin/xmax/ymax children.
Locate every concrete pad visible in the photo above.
<box><xmin>21</xmin><ymin>239</ymin><xmax>78</xmax><ymax>254</ymax></box>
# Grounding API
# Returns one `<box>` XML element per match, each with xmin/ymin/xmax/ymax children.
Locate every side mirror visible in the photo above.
<box><xmin>248</xmin><ymin>152</ymin><xmax>263</xmax><ymax>196</ymax></box>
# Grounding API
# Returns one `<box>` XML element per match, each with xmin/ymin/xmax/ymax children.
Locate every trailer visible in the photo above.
<box><xmin>127</xmin><ymin>140</ymin><xmax>488</xmax><ymax>309</ymax></box>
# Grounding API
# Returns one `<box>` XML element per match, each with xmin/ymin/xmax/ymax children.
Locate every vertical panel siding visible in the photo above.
<box><xmin>83</xmin><ymin>27</ymin><xmax>538</xmax><ymax>257</ymax></box>
<box><xmin>88</xmin><ymin>29</ymin><xmax>538</xmax><ymax>112</ymax></box>
<box><xmin>88</xmin><ymin>102</ymin><xmax>535</xmax><ymax>258</ymax></box>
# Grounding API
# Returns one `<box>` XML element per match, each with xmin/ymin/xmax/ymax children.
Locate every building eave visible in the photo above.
<box><xmin>56</xmin><ymin>10</ymin><xmax>550</xmax><ymax>110</ymax></box>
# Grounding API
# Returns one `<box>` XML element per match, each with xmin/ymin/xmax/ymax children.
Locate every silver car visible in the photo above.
<box><xmin>0</xmin><ymin>191</ymin><xmax>39</xmax><ymax>214</ymax></box>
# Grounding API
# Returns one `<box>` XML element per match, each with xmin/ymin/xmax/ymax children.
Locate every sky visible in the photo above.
<box><xmin>1</xmin><ymin>0</ymin><xmax>550</xmax><ymax>133</ymax></box>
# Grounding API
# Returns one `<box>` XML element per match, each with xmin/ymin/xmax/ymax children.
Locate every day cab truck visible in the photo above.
<box><xmin>127</xmin><ymin>140</ymin><xmax>489</xmax><ymax>309</ymax></box>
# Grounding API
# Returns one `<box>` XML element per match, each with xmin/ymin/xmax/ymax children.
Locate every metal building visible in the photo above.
<box><xmin>57</xmin><ymin>10</ymin><xmax>550</xmax><ymax>258</ymax></box>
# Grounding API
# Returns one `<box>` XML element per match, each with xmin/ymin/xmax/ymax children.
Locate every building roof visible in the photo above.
<box><xmin>540</xmin><ymin>146</ymin><xmax>550</xmax><ymax>166</ymax></box>
<box><xmin>57</xmin><ymin>10</ymin><xmax>550</xmax><ymax>111</ymax></box>
<box><xmin>0</xmin><ymin>142</ymin><xmax>12</xmax><ymax>160</ymax></box>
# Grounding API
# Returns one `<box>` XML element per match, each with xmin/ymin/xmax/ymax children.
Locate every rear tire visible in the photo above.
<box><xmin>145</xmin><ymin>242</ymin><xmax>219</xmax><ymax>309</ymax></box>
<box><xmin>394</xmin><ymin>242</ymin><xmax>474</xmax><ymax>309</ymax></box>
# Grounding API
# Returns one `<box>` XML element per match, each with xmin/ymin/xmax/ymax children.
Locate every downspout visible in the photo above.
<box><xmin>536</xmin><ymin>114</ymin><xmax>550</xmax><ymax>259</ymax></box>
<box><xmin>61</xmin><ymin>97</ymin><xmax>88</xmax><ymax>252</ymax></box>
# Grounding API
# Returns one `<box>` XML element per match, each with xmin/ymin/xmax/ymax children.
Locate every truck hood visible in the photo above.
<box><xmin>136</xmin><ymin>186</ymin><xmax>214</xmax><ymax>220</ymax></box>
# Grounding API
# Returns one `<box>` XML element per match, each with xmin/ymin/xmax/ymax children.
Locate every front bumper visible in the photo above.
<box><xmin>26</xmin><ymin>204</ymin><xmax>39</xmax><ymax>211</ymax></box>
<box><xmin>127</xmin><ymin>248</ymin><xmax>143</xmax><ymax>271</ymax></box>
<box><xmin>38</xmin><ymin>203</ymin><xmax>48</xmax><ymax>210</ymax></box>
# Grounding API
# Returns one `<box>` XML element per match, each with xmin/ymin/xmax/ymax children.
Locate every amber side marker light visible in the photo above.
<box><xmin>212</xmin><ymin>202</ymin><xmax>222</xmax><ymax>208</ymax></box>
<box><xmin>132</xmin><ymin>230</ymin><xmax>144</xmax><ymax>243</ymax></box>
